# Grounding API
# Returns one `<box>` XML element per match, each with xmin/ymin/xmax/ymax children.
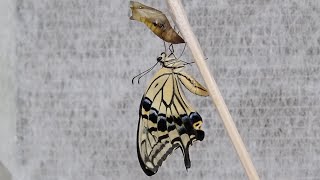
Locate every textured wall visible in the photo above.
<box><xmin>0</xmin><ymin>0</ymin><xmax>16</xmax><ymax>178</ymax></box>
<box><xmin>1</xmin><ymin>0</ymin><xmax>320</xmax><ymax>179</ymax></box>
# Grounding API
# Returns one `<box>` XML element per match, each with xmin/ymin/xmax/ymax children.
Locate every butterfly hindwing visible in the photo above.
<box><xmin>137</xmin><ymin>66</ymin><xmax>206</xmax><ymax>176</ymax></box>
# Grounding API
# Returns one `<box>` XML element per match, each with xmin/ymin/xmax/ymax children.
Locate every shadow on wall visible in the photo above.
<box><xmin>0</xmin><ymin>161</ymin><xmax>11</xmax><ymax>180</ymax></box>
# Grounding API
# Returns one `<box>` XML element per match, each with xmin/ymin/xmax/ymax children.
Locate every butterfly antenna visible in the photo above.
<box><xmin>163</xmin><ymin>41</ymin><xmax>167</xmax><ymax>55</ymax></box>
<box><xmin>132</xmin><ymin>61</ymin><xmax>159</xmax><ymax>84</ymax></box>
<box><xmin>137</xmin><ymin>61</ymin><xmax>159</xmax><ymax>83</ymax></box>
<box><xmin>169</xmin><ymin>44</ymin><xmax>174</xmax><ymax>55</ymax></box>
<box><xmin>177</xmin><ymin>42</ymin><xmax>187</xmax><ymax>60</ymax></box>
<box><xmin>168</xmin><ymin>44</ymin><xmax>178</xmax><ymax>59</ymax></box>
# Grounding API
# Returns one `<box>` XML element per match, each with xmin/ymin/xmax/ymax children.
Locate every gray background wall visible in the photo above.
<box><xmin>1</xmin><ymin>0</ymin><xmax>320</xmax><ymax>179</ymax></box>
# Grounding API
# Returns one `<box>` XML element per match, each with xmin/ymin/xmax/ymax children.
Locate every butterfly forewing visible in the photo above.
<box><xmin>177</xmin><ymin>72</ymin><xmax>209</xmax><ymax>96</ymax></box>
<box><xmin>137</xmin><ymin>56</ymin><xmax>208</xmax><ymax>175</ymax></box>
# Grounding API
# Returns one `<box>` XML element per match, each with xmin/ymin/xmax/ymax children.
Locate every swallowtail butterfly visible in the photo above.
<box><xmin>137</xmin><ymin>52</ymin><xmax>208</xmax><ymax>175</ymax></box>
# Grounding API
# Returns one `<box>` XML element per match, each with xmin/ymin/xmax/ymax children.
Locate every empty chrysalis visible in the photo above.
<box><xmin>130</xmin><ymin>1</ymin><xmax>185</xmax><ymax>44</ymax></box>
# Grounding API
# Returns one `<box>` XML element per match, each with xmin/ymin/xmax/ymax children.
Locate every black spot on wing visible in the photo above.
<box><xmin>190</xmin><ymin>112</ymin><xmax>202</xmax><ymax>124</ymax></box>
<box><xmin>149</xmin><ymin>108</ymin><xmax>158</xmax><ymax>123</ymax></box>
<box><xmin>178</xmin><ymin>127</ymin><xmax>187</xmax><ymax>135</ymax></box>
<box><xmin>168</xmin><ymin>124</ymin><xmax>175</xmax><ymax>132</ymax></box>
<box><xmin>196</xmin><ymin>130</ymin><xmax>205</xmax><ymax>141</ymax></box>
<box><xmin>142</xmin><ymin>97</ymin><xmax>152</xmax><ymax>111</ymax></box>
<box><xmin>158</xmin><ymin>117</ymin><xmax>167</xmax><ymax>132</ymax></box>
<box><xmin>174</xmin><ymin>116</ymin><xmax>182</xmax><ymax>126</ymax></box>
<box><xmin>167</xmin><ymin>116</ymin><xmax>173</xmax><ymax>123</ymax></box>
<box><xmin>181</xmin><ymin>115</ymin><xmax>193</xmax><ymax>132</ymax></box>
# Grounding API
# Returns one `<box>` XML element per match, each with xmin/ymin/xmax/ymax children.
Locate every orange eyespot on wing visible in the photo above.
<box><xmin>129</xmin><ymin>1</ymin><xmax>185</xmax><ymax>44</ymax></box>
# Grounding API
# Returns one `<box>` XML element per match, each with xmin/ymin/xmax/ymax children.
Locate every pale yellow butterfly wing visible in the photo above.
<box><xmin>137</xmin><ymin>67</ymin><xmax>205</xmax><ymax>176</ymax></box>
<box><xmin>177</xmin><ymin>71</ymin><xmax>209</xmax><ymax>96</ymax></box>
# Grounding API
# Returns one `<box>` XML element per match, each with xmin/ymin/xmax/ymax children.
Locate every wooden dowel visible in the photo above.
<box><xmin>165</xmin><ymin>0</ymin><xmax>260</xmax><ymax>179</ymax></box>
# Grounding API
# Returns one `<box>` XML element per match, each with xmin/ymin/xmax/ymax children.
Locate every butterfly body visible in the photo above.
<box><xmin>137</xmin><ymin>53</ymin><xmax>208</xmax><ymax>175</ymax></box>
<box><xmin>130</xmin><ymin>1</ymin><xmax>185</xmax><ymax>44</ymax></box>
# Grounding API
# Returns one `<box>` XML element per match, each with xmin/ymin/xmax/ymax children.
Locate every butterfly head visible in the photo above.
<box><xmin>156</xmin><ymin>52</ymin><xmax>166</xmax><ymax>63</ymax></box>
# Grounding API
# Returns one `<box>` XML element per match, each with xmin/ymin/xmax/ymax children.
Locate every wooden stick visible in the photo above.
<box><xmin>165</xmin><ymin>1</ymin><xmax>260</xmax><ymax>179</ymax></box>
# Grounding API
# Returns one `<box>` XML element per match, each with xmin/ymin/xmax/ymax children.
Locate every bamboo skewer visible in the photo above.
<box><xmin>165</xmin><ymin>0</ymin><xmax>260</xmax><ymax>179</ymax></box>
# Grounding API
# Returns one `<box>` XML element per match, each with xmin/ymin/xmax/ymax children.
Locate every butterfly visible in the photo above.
<box><xmin>130</xmin><ymin>1</ymin><xmax>185</xmax><ymax>44</ymax></box>
<box><xmin>137</xmin><ymin>52</ymin><xmax>209</xmax><ymax>176</ymax></box>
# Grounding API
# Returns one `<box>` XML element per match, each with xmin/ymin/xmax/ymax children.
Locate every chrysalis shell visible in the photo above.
<box><xmin>130</xmin><ymin>1</ymin><xmax>185</xmax><ymax>44</ymax></box>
